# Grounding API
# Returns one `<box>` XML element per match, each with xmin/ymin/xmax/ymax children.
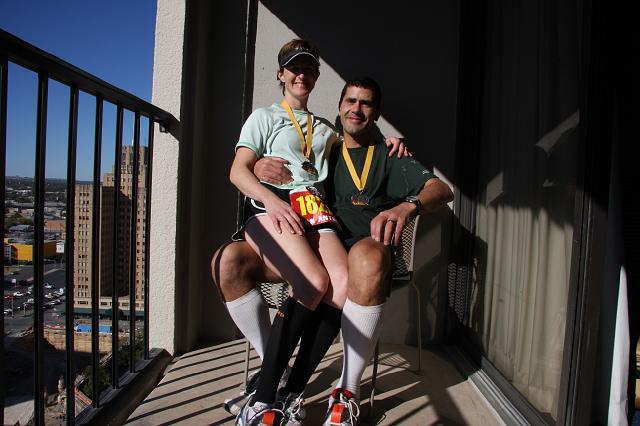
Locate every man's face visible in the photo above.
<box><xmin>339</xmin><ymin>86</ymin><xmax>380</xmax><ymax>138</ymax></box>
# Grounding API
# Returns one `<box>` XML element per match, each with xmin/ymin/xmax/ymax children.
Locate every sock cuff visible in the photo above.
<box><xmin>225</xmin><ymin>287</ymin><xmax>263</xmax><ymax>309</ymax></box>
<box><xmin>343</xmin><ymin>298</ymin><xmax>385</xmax><ymax>314</ymax></box>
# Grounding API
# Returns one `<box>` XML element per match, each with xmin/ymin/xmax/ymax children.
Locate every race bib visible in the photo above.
<box><xmin>289</xmin><ymin>186</ymin><xmax>339</xmax><ymax>228</ymax></box>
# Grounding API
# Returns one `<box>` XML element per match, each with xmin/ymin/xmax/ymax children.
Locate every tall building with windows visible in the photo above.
<box><xmin>73</xmin><ymin>145</ymin><xmax>147</xmax><ymax>315</ymax></box>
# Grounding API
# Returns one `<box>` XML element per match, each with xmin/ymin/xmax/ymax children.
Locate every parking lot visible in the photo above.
<box><xmin>4</xmin><ymin>264</ymin><xmax>67</xmax><ymax>333</ymax></box>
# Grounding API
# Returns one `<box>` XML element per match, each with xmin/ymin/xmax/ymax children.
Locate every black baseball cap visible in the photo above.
<box><xmin>278</xmin><ymin>46</ymin><xmax>320</xmax><ymax>68</ymax></box>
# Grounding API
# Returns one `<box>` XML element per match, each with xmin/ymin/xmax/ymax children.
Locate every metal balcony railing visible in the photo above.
<box><xmin>1</xmin><ymin>29</ymin><xmax>175</xmax><ymax>425</ymax></box>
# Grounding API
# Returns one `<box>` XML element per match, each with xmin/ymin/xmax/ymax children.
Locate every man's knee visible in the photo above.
<box><xmin>347</xmin><ymin>238</ymin><xmax>392</xmax><ymax>304</ymax></box>
<box><xmin>211</xmin><ymin>241</ymin><xmax>262</xmax><ymax>300</ymax></box>
<box><xmin>348</xmin><ymin>238</ymin><xmax>392</xmax><ymax>276</ymax></box>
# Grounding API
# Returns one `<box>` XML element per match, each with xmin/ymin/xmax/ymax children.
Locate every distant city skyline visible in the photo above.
<box><xmin>0</xmin><ymin>1</ymin><xmax>157</xmax><ymax>181</ymax></box>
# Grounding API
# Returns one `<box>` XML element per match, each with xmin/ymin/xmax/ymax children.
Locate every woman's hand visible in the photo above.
<box><xmin>262</xmin><ymin>193</ymin><xmax>306</xmax><ymax>236</ymax></box>
<box><xmin>385</xmin><ymin>136</ymin><xmax>412</xmax><ymax>158</ymax></box>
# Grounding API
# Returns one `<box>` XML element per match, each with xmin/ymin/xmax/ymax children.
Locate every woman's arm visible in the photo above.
<box><xmin>230</xmin><ymin>147</ymin><xmax>305</xmax><ymax>235</ymax></box>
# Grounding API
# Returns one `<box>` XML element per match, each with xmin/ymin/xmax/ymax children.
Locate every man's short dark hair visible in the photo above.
<box><xmin>339</xmin><ymin>77</ymin><xmax>383</xmax><ymax>109</ymax></box>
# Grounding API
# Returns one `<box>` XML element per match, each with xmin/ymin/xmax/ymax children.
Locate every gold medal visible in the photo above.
<box><xmin>281</xmin><ymin>100</ymin><xmax>316</xmax><ymax>176</ymax></box>
<box><xmin>301</xmin><ymin>161</ymin><xmax>319</xmax><ymax>178</ymax></box>
<box><xmin>342</xmin><ymin>143</ymin><xmax>374</xmax><ymax>206</ymax></box>
<box><xmin>350</xmin><ymin>192</ymin><xmax>370</xmax><ymax>206</ymax></box>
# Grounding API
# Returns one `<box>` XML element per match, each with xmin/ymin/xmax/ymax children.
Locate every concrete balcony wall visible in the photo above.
<box><xmin>149</xmin><ymin>0</ymin><xmax>185</xmax><ymax>355</ymax></box>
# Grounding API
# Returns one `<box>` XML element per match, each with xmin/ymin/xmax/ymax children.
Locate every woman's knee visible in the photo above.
<box><xmin>291</xmin><ymin>268</ymin><xmax>330</xmax><ymax>308</ymax></box>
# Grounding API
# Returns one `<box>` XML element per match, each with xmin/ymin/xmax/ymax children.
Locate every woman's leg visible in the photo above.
<box><xmin>282</xmin><ymin>231</ymin><xmax>349</xmax><ymax>396</ymax></box>
<box><xmin>243</xmin><ymin>216</ymin><xmax>331</xmax><ymax>405</ymax></box>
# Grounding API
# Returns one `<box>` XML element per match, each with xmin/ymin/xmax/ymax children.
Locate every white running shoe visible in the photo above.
<box><xmin>224</xmin><ymin>370</ymin><xmax>261</xmax><ymax>415</ymax></box>
<box><xmin>322</xmin><ymin>388</ymin><xmax>360</xmax><ymax>426</ymax></box>
<box><xmin>236</xmin><ymin>398</ymin><xmax>284</xmax><ymax>426</ymax></box>
<box><xmin>224</xmin><ymin>366</ymin><xmax>292</xmax><ymax>415</ymax></box>
<box><xmin>279</xmin><ymin>392</ymin><xmax>306</xmax><ymax>426</ymax></box>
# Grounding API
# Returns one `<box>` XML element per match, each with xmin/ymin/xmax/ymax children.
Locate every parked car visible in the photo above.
<box><xmin>44</xmin><ymin>282</ymin><xmax>52</xmax><ymax>289</ymax></box>
<box><xmin>4</xmin><ymin>308</ymin><xmax>12</xmax><ymax>315</ymax></box>
<box><xmin>13</xmin><ymin>291</ymin><xmax>25</xmax><ymax>297</ymax></box>
<box><xmin>4</xmin><ymin>295</ymin><xmax>14</xmax><ymax>301</ymax></box>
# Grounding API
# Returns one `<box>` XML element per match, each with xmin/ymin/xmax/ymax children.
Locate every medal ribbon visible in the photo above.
<box><xmin>281</xmin><ymin>100</ymin><xmax>313</xmax><ymax>159</ymax></box>
<box><xmin>342</xmin><ymin>143</ymin><xmax>374</xmax><ymax>191</ymax></box>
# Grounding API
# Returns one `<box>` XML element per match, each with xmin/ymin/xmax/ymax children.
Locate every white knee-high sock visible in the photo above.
<box><xmin>225</xmin><ymin>288</ymin><xmax>270</xmax><ymax>360</ymax></box>
<box><xmin>337</xmin><ymin>298</ymin><xmax>385</xmax><ymax>399</ymax></box>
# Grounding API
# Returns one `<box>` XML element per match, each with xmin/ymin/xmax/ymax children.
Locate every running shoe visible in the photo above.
<box><xmin>236</xmin><ymin>397</ymin><xmax>284</xmax><ymax>426</ymax></box>
<box><xmin>279</xmin><ymin>392</ymin><xmax>306</xmax><ymax>426</ymax></box>
<box><xmin>225</xmin><ymin>366</ymin><xmax>292</xmax><ymax>415</ymax></box>
<box><xmin>322</xmin><ymin>388</ymin><xmax>360</xmax><ymax>426</ymax></box>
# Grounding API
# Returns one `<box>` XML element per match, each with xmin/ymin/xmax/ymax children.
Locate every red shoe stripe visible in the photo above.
<box><xmin>262</xmin><ymin>411</ymin><xmax>276</xmax><ymax>426</ymax></box>
<box><xmin>330</xmin><ymin>404</ymin><xmax>345</xmax><ymax>425</ymax></box>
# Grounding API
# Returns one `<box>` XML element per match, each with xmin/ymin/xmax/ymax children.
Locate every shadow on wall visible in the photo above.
<box><xmin>380</xmin><ymin>206</ymin><xmax>476</xmax><ymax>348</ymax></box>
<box><xmin>262</xmin><ymin>0</ymin><xmax>460</xmax><ymax>179</ymax></box>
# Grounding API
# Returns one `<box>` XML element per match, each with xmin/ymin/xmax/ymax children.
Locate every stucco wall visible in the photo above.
<box><xmin>149</xmin><ymin>0</ymin><xmax>184</xmax><ymax>355</ymax></box>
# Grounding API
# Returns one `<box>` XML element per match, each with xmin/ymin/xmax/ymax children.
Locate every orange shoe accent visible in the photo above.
<box><xmin>330</xmin><ymin>403</ymin><xmax>345</xmax><ymax>425</ymax></box>
<box><xmin>262</xmin><ymin>410</ymin><xmax>277</xmax><ymax>425</ymax></box>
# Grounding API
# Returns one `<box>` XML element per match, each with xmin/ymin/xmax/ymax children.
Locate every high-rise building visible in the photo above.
<box><xmin>73</xmin><ymin>145</ymin><xmax>147</xmax><ymax>316</ymax></box>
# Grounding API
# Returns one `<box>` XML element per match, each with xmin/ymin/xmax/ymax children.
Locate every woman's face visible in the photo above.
<box><xmin>278</xmin><ymin>56</ymin><xmax>320</xmax><ymax>98</ymax></box>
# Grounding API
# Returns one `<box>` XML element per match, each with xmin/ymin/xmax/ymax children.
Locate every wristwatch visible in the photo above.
<box><xmin>404</xmin><ymin>195</ymin><xmax>422</xmax><ymax>215</ymax></box>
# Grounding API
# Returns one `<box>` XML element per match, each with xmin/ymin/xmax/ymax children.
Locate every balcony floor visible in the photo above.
<box><xmin>125</xmin><ymin>339</ymin><xmax>502</xmax><ymax>425</ymax></box>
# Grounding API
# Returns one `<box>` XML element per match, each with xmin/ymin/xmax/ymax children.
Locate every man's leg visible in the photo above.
<box><xmin>337</xmin><ymin>237</ymin><xmax>391</xmax><ymax>398</ymax></box>
<box><xmin>211</xmin><ymin>241</ymin><xmax>281</xmax><ymax>360</ymax></box>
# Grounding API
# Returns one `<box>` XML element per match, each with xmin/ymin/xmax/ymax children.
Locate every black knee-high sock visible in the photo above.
<box><xmin>253</xmin><ymin>297</ymin><xmax>313</xmax><ymax>404</ymax></box>
<box><xmin>283</xmin><ymin>302</ymin><xmax>342</xmax><ymax>395</ymax></box>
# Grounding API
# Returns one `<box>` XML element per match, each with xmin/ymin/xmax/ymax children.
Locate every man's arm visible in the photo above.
<box><xmin>253</xmin><ymin>138</ymin><xmax>410</xmax><ymax>184</ymax></box>
<box><xmin>370</xmin><ymin>178</ymin><xmax>454</xmax><ymax>246</ymax></box>
<box><xmin>253</xmin><ymin>157</ymin><xmax>293</xmax><ymax>185</ymax></box>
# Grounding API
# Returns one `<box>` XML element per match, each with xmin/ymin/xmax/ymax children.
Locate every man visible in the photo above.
<box><xmin>212</xmin><ymin>77</ymin><xmax>453</xmax><ymax>425</ymax></box>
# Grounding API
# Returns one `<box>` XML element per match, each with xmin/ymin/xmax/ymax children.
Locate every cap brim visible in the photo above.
<box><xmin>279</xmin><ymin>51</ymin><xmax>320</xmax><ymax>67</ymax></box>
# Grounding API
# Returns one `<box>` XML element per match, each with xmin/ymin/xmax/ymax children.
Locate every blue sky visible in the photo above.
<box><xmin>1</xmin><ymin>1</ymin><xmax>157</xmax><ymax>180</ymax></box>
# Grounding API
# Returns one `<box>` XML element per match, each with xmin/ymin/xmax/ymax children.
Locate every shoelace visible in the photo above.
<box><xmin>342</xmin><ymin>396</ymin><xmax>360</xmax><ymax>425</ymax></box>
<box><xmin>286</xmin><ymin>394</ymin><xmax>305</xmax><ymax>418</ymax></box>
<box><xmin>250</xmin><ymin>402</ymin><xmax>285</xmax><ymax>425</ymax></box>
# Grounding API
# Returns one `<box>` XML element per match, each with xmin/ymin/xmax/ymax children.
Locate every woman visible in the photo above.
<box><xmin>231</xmin><ymin>39</ymin><xmax>349</xmax><ymax>426</ymax></box>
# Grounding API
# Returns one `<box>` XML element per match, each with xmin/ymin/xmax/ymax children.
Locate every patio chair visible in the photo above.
<box><xmin>241</xmin><ymin>215</ymin><xmax>423</xmax><ymax>411</ymax></box>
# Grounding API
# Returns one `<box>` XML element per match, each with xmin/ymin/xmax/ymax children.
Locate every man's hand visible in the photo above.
<box><xmin>254</xmin><ymin>157</ymin><xmax>293</xmax><ymax>185</ymax></box>
<box><xmin>370</xmin><ymin>202</ymin><xmax>417</xmax><ymax>246</ymax></box>
<box><xmin>384</xmin><ymin>137</ymin><xmax>412</xmax><ymax>158</ymax></box>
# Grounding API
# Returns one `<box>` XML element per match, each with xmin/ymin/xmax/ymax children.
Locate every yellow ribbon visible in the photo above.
<box><xmin>281</xmin><ymin>100</ymin><xmax>313</xmax><ymax>159</ymax></box>
<box><xmin>341</xmin><ymin>143</ymin><xmax>374</xmax><ymax>191</ymax></box>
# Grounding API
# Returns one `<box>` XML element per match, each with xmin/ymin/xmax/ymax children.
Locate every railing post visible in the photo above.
<box><xmin>65</xmin><ymin>84</ymin><xmax>79</xmax><ymax>423</ymax></box>
<box><xmin>143</xmin><ymin>120</ymin><xmax>154</xmax><ymax>360</ymax></box>
<box><xmin>130</xmin><ymin>112</ymin><xmax>141</xmax><ymax>372</ymax></box>
<box><xmin>33</xmin><ymin>69</ymin><xmax>49</xmax><ymax>425</ymax></box>
<box><xmin>112</xmin><ymin>104</ymin><xmax>123</xmax><ymax>388</ymax></box>
<box><xmin>0</xmin><ymin>53</ymin><xmax>8</xmax><ymax>426</ymax></box>
<box><xmin>91</xmin><ymin>96</ymin><xmax>103</xmax><ymax>408</ymax></box>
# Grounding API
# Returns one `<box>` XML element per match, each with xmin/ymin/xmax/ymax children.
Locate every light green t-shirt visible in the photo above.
<box><xmin>236</xmin><ymin>103</ymin><xmax>339</xmax><ymax>190</ymax></box>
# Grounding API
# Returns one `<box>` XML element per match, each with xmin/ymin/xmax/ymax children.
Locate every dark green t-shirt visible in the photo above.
<box><xmin>326</xmin><ymin>140</ymin><xmax>435</xmax><ymax>239</ymax></box>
